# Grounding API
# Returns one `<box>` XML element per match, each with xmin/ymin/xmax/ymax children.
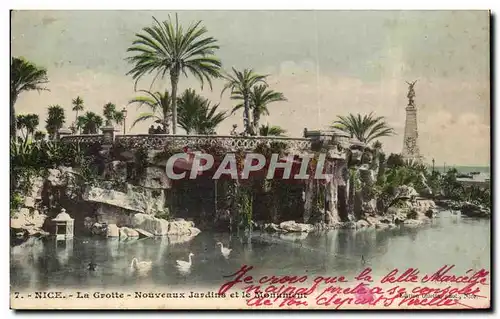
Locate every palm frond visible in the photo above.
<box><xmin>231</xmin><ymin>103</ymin><xmax>245</xmax><ymax>114</ymax></box>
<box><xmin>128</xmin><ymin>89</ymin><xmax>171</xmax><ymax>129</ymax></box>
<box><xmin>78</xmin><ymin>111</ymin><xmax>104</xmax><ymax>134</ymax></box>
<box><xmin>11</xmin><ymin>57</ymin><xmax>49</xmax><ymax>97</ymax></box>
<box><xmin>71</xmin><ymin>96</ymin><xmax>84</xmax><ymax>112</ymax></box>
<box><xmin>126</xmin><ymin>15</ymin><xmax>221</xmax><ymax>90</ymax></box>
<box><xmin>177</xmin><ymin>89</ymin><xmax>227</xmax><ymax>134</ymax></box>
<box><xmin>331</xmin><ymin>112</ymin><xmax>395</xmax><ymax>143</ymax></box>
<box><xmin>259</xmin><ymin>124</ymin><xmax>287</xmax><ymax>137</ymax></box>
<box><xmin>131</xmin><ymin>112</ymin><xmax>161</xmax><ymax>128</ymax></box>
<box><xmin>250</xmin><ymin>84</ymin><xmax>287</xmax><ymax>118</ymax></box>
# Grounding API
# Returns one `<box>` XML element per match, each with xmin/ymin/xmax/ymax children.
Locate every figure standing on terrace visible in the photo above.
<box><xmin>148</xmin><ymin>125</ymin><xmax>155</xmax><ymax>134</ymax></box>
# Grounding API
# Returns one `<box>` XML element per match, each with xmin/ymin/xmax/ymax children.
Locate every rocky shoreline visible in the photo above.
<box><xmin>88</xmin><ymin>214</ymin><xmax>201</xmax><ymax>239</ymax></box>
<box><xmin>434</xmin><ymin>199</ymin><xmax>491</xmax><ymax>218</ymax></box>
<box><xmin>262</xmin><ymin>198</ymin><xmax>491</xmax><ymax>235</ymax></box>
<box><xmin>258</xmin><ymin>198</ymin><xmax>438</xmax><ymax>234</ymax></box>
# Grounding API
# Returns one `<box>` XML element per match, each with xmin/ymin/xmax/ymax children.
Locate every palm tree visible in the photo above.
<box><xmin>77</xmin><ymin>111</ymin><xmax>104</xmax><ymax>134</ymax></box>
<box><xmin>404</xmin><ymin>158</ymin><xmax>428</xmax><ymax>173</ymax></box>
<box><xmin>103</xmin><ymin>102</ymin><xmax>118</xmax><ymax>126</ymax></box>
<box><xmin>10</xmin><ymin>57</ymin><xmax>49</xmax><ymax>138</ymax></box>
<box><xmin>222</xmin><ymin>68</ymin><xmax>268</xmax><ymax>135</ymax></box>
<box><xmin>71</xmin><ymin>96</ymin><xmax>84</xmax><ymax>133</ymax></box>
<box><xmin>16</xmin><ymin>114</ymin><xmax>39</xmax><ymax>139</ymax></box>
<box><xmin>259</xmin><ymin>124</ymin><xmax>287</xmax><ymax>137</ymax></box>
<box><xmin>45</xmin><ymin>105</ymin><xmax>65</xmax><ymax>140</ymax></box>
<box><xmin>34</xmin><ymin>131</ymin><xmax>46</xmax><ymax>141</ymax></box>
<box><xmin>114</xmin><ymin>110</ymin><xmax>125</xmax><ymax>130</ymax></box>
<box><xmin>332</xmin><ymin>112</ymin><xmax>395</xmax><ymax>144</ymax></box>
<box><xmin>247</xmin><ymin>85</ymin><xmax>286</xmax><ymax>134</ymax></box>
<box><xmin>386</xmin><ymin>153</ymin><xmax>405</xmax><ymax>169</ymax></box>
<box><xmin>128</xmin><ymin>90</ymin><xmax>172</xmax><ymax>133</ymax></box>
<box><xmin>177</xmin><ymin>89</ymin><xmax>227</xmax><ymax>134</ymax></box>
<box><xmin>126</xmin><ymin>15</ymin><xmax>222</xmax><ymax>135</ymax></box>
<box><xmin>372</xmin><ymin>140</ymin><xmax>382</xmax><ymax>150</ymax></box>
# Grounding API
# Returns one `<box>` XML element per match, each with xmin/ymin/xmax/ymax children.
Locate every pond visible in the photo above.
<box><xmin>10</xmin><ymin>210</ymin><xmax>490</xmax><ymax>292</ymax></box>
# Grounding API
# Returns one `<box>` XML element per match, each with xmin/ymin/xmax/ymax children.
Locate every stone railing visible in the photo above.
<box><xmin>59</xmin><ymin>130</ymin><xmax>360</xmax><ymax>155</ymax></box>
<box><xmin>60</xmin><ymin>134</ymin><xmax>104</xmax><ymax>144</ymax></box>
<box><xmin>114</xmin><ymin>134</ymin><xmax>312</xmax><ymax>152</ymax></box>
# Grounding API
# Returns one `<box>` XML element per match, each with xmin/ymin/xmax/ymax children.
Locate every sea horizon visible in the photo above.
<box><xmin>426</xmin><ymin>164</ymin><xmax>490</xmax><ymax>172</ymax></box>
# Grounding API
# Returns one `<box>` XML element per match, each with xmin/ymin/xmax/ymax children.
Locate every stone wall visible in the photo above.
<box><xmin>83</xmin><ymin>184</ymin><xmax>167</xmax><ymax>216</ymax></box>
<box><xmin>96</xmin><ymin>204</ymin><xmax>135</xmax><ymax>226</ymax></box>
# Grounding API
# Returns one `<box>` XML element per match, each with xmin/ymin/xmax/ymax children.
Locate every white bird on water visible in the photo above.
<box><xmin>130</xmin><ymin>257</ymin><xmax>153</xmax><ymax>276</ymax></box>
<box><xmin>216</xmin><ymin>242</ymin><xmax>232</xmax><ymax>259</ymax></box>
<box><xmin>176</xmin><ymin>253</ymin><xmax>194</xmax><ymax>273</ymax></box>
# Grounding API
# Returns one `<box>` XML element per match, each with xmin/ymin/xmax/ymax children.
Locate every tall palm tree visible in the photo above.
<box><xmin>71</xmin><ymin>96</ymin><xmax>84</xmax><ymax>133</ymax></box>
<box><xmin>16</xmin><ymin>113</ymin><xmax>39</xmax><ymax>139</ymax></box>
<box><xmin>45</xmin><ymin>105</ymin><xmax>65</xmax><ymax>140</ymax></box>
<box><xmin>222</xmin><ymin>68</ymin><xmax>268</xmax><ymax>135</ymax></box>
<box><xmin>126</xmin><ymin>14</ymin><xmax>222</xmax><ymax>135</ymax></box>
<box><xmin>250</xmin><ymin>85</ymin><xmax>286</xmax><ymax>134</ymax></box>
<box><xmin>77</xmin><ymin>111</ymin><xmax>104</xmax><ymax>134</ymax></box>
<box><xmin>10</xmin><ymin>57</ymin><xmax>49</xmax><ymax>138</ymax></box>
<box><xmin>128</xmin><ymin>89</ymin><xmax>172</xmax><ymax>133</ymax></box>
<box><xmin>332</xmin><ymin>112</ymin><xmax>395</xmax><ymax>144</ymax></box>
<box><xmin>259</xmin><ymin>124</ymin><xmax>287</xmax><ymax>137</ymax></box>
<box><xmin>177</xmin><ymin>89</ymin><xmax>227</xmax><ymax>134</ymax></box>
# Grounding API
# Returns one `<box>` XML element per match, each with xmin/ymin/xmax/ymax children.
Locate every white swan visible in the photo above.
<box><xmin>176</xmin><ymin>253</ymin><xmax>194</xmax><ymax>273</ymax></box>
<box><xmin>216</xmin><ymin>242</ymin><xmax>232</xmax><ymax>259</ymax></box>
<box><xmin>130</xmin><ymin>257</ymin><xmax>153</xmax><ymax>276</ymax></box>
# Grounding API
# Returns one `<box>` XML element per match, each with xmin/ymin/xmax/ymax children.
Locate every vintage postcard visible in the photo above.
<box><xmin>10</xmin><ymin>10</ymin><xmax>491</xmax><ymax>310</ymax></box>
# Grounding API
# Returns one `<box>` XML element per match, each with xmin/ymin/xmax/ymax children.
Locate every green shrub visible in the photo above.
<box><xmin>10</xmin><ymin>192</ymin><xmax>24</xmax><ymax>215</ymax></box>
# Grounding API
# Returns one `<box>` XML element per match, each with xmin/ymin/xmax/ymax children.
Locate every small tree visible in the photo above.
<box><xmin>45</xmin><ymin>105</ymin><xmax>65</xmax><ymax>140</ymax></box>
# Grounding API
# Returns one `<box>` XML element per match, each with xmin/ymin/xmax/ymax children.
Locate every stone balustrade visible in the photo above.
<box><xmin>60</xmin><ymin>134</ymin><xmax>104</xmax><ymax>144</ymax></box>
<box><xmin>60</xmin><ymin>133</ymin><xmax>311</xmax><ymax>152</ymax></box>
<box><xmin>59</xmin><ymin>129</ymin><xmax>362</xmax><ymax>155</ymax></box>
<box><xmin>114</xmin><ymin>134</ymin><xmax>312</xmax><ymax>152</ymax></box>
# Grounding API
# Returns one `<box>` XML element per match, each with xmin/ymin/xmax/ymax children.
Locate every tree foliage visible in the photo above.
<box><xmin>126</xmin><ymin>14</ymin><xmax>222</xmax><ymax>134</ymax></box>
<box><xmin>45</xmin><ymin>105</ymin><xmax>65</xmax><ymax>139</ymax></box>
<box><xmin>222</xmin><ymin>68</ymin><xmax>268</xmax><ymax>135</ymax></box>
<box><xmin>177</xmin><ymin>89</ymin><xmax>227</xmax><ymax>134</ymax></box>
<box><xmin>259</xmin><ymin>124</ymin><xmax>287</xmax><ymax>137</ymax></box>
<box><xmin>232</xmin><ymin>84</ymin><xmax>286</xmax><ymax>134</ymax></box>
<box><xmin>129</xmin><ymin>89</ymin><xmax>172</xmax><ymax>133</ymax></box>
<box><xmin>16</xmin><ymin>114</ymin><xmax>39</xmax><ymax>139</ymax></box>
<box><xmin>77</xmin><ymin>111</ymin><xmax>104</xmax><ymax>134</ymax></box>
<box><xmin>332</xmin><ymin>112</ymin><xmax>395</xmax><ymax>143</ymax></box>
<box><xmin>10</xmin><ymin>57</ymin><xmax>49</xmax><ymax>137</ymax></box>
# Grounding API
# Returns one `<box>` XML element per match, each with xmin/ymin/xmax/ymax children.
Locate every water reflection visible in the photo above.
<box><xmin>55</xmin><ymin>239</ymin><xmax>73</xmax><ymax>266</ymax></box>
<box><xmin>11</xmin><ymin>211</ymin><xmax>490</xmax><ymax>291</ymax></box>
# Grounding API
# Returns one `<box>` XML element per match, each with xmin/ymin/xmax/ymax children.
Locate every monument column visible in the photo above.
<box><xmin>402</xmin><ymin>80</ymin><xmax>422</xmax><ymax>162</ymax></box>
